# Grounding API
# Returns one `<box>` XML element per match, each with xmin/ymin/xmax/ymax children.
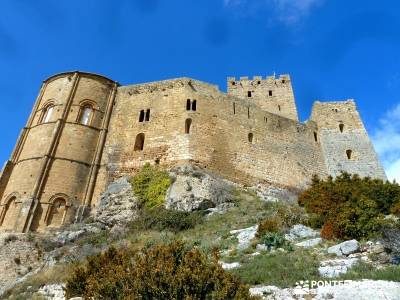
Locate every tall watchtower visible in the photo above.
<box><xmin>227</xmin><ymin>74</ymin><xmax>299</xmax><ymax>121</ymax></box>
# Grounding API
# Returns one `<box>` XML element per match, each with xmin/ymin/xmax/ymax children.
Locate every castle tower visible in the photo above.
<box><xmin>310</xmin><ymin>100</ymin><xmax>387</xmax><ymax>180</ymax></box>
<box><xmin>227</xmin><ymin>75</ymin><xmax>299</xmax><ymax>121</ymax></box>
<box><xmin>0</xmin><ymin>71</ymin><xmax>118</xmax><ymax>232</ymax></box>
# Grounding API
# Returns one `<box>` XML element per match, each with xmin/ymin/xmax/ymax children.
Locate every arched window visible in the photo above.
<box><xmin>339</xmin><ymin>123</ymin><xmax>344</xmax><ymax>133</ymax></box>
<box><xmin>248</xmin><ymin>133</ymin><xmax>253</xmax><ymax>143</ymax></box>
<box><xmin>346</xmin><ymin>149</ymin><xmax>352</xmax><ymax>160</ymax></box>
<box><xmin>185</xmin><ymin>118</ymin><xmax>192</xmax><ymax>134</ymax></box>
<box><xmin>47</xmin><ymin>198</ymin><xmax>67</xmax><ymax>227</ymax></box>
<box><xmin>78</xmin><ymin>105</ymin><xmax>93</xmax><ymax>126</ymax></box>
<box><xmin>40</xmin><ymin>103</ymin><xmax>55</xmax><ymax>124</ymax></box>
<box><xmin>145</xmin><ymin>109</ymin><xmax>150</xmax><ymax>121</ymax></box>
<box><xmin>0</xmin><ymin>196</ymin><xmax>16</xmax><ymax>227</ymax></box>
<box><xmin>134</xmin><ymin>133</ymin><xmax>145</xmax><ymax>151</ymax></box>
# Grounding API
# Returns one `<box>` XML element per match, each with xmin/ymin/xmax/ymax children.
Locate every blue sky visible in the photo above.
<box><xmin>0</xmin><ymin>0</ymin><xmax>399</xmax><ymax>181</ymax></box>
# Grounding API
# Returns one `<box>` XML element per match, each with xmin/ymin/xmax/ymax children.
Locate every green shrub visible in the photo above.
<box><xmin>65</xmin><ymin>241</ymin><xmax>258</xmax><ymax>300</ymax></box>
<box><xmin>257</xmin><ymin>216</ymin><xmax>283</xmax><ymax>237</ymax></box>
<box><xmin>131</xmin><ymin>163</ymin><xmax>171</xmax><ymax>209</ymax></box>
<box><xmin>258</xmin><ymin>232</ymin><xmax>293</xmax><ymax>251</ymax></box>
<box><xmin>129</xmin><ymin>207</ymin><xmax>204</xmax><ymax>233</ymax></box>
<box><xmin>299</xmin><ymin>173</ymin><xmax>400</xmax><ymax>240</ymax></box>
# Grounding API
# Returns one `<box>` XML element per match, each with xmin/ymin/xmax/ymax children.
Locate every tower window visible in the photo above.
<box><xmin>339</xmin><ymin>123</ymin><xmax>344</xmax><ymax>133</ymax></box>
<box><xmin>192</xmin><ymin>100</ymin><xmax>197</xmax><ymax>111</ymax></box>
<box><xmin>278</xmin><ymin>105</ymin><xmax>281</xmax><ymax>111</ymax></box>
<box><xmin>139</xmin><ymin>110</ymin><xmax>145</xmax><ymax>122</ymax></box>
<box><xmin>145</xmin><ymin>109</ymin><xmax>150</xmax><ymax>121</ymax></box>
<box><xmin>282</xmin><ymin>79</ymin><xmax>285</xmax><ymax>83</ymax></box>
<box><xmin>185</xmin><ymin>118</ymin><xmax>192</xmax><ymax>134</ymax></box>
<box><xmin>231</xmin><ymin>81</ymin><xmax>236</xmax><ymax>86</ymax></box>
<box><xmin>314</xmin><ymin>132</ymin><xmax>318</xmax><ymax>142</ymax></box>
<box><xmin>248</xmin><ymin>91</ymin><xmax>252</xmax><ymax>97</ymax></box>
<box><xmin>134</xmin><ymin>133</ymin><xmax>145</xmax><ymax>151</ymax></box>
<box><xmin>247</xmin><ymin>107</ymin><xmax>250</xmax><ymax>119</ymax></box>
<box><xmin>233</xmin><ymin>102</ymin><xmax>236</xmax><ymax>115</ymax></box>
<box><xmin>40</xmin><ymin>104</ymin><xmax>55</xmax><ymax>124</ymax></box>
<box><xmin>248</xmin><ymin>133</ymin><xmax>253</xmax><ymax>143</ymax></box>
<box><xmin>269</xmin><ymin>90</ymin><xmax>273</xmax><ymax>96</ymax></box>
<box><xmin>186</xmin><ymin>99</ymin><xmax>191</xmax><ymax>111</ymax></box>
<box><xmin>346</xmin><ymin>149</ymin><xmax>352</xmax><ymax>160</ymax></box>
<box><xmin>78</xmin><ymin>105</ymin><xmax>93</xmax><ymax>126</ymax></box>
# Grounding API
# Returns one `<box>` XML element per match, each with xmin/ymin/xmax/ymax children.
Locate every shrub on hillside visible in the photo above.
<box><xmin>129</xmin><ymin>207</ymin><xmax>204</xmax><ymax>233</ymax></box>
<box><xmin>131</xmin><ymin>163</ymin><xmax>171</xmax><ymax>209</ymax></box>
<box><xmin>299</xmin><ymin>173</ymin><xmax>400</xmax><ymax>240</ymax></box>
<box><xmin>65</xmin><ymin>241</ymin><xmax>258</xmax><ymax>299</ymax></box>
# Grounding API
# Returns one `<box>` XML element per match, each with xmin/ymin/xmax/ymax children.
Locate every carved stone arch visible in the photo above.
<box><xmin>0</xmin><ymin>192</ymin><xmax>21</xmax><ymax>228</ymax></box>
<box><xmin>45</xmin><ymin>194</ymin><xmax>71</xmax><ymax>227</ymax></box>
<box><xmin>79</xmin><ymin>99</ymin><xmax>98</xmax><ymax>110</ymax></box>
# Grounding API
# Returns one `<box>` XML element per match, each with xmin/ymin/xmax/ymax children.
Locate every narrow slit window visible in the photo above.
<box><xmin>269</xmin><ymin>90</ymin><xmax>273</xmax><ymax>96</ymax></box>
<box><xmin>134</xmin><ymin>133</ymin><xmax>145</xmax><ymax>151</ymax></box>
<box><xmin>248</xmin><ymin>91</ymin><xmax>252</xmax><ymax>97</ymax></box>
<box><xmin>233</xmin><ymin>103</ymin><xmax>236</xmax><ymax>115</ymax></box>
<box><xmin>185</xmin><ymin>118</ymin><xmax>192</xmax><ymax>134</ymax></box>
<box><xmin>186</xmin><ymin>99</ymin><xmax>191</xmax><ymax>111</ymax></box>
<box><xmin>247</xmin><ymin>107</ymin><xmax>250</xmax><ymax>119</ymax></box>
<box><xmin>314</xmin><ymin>132</ymin><xmax>318</xmax><ymax>142</ymax></box>
<box><xmin>248</xmin><ymin>133</ymin><xmax>253</xmax><ymax>143</ymax></box>
<box><xmin>139</xmin><ymin>110</ymin><xmax>145</xmax><ymax>122</ymax></box>
<box><xmin>278</xmin><ymin>105</ymin><xmax>281</xmax><ymax>111</ymax></box>
<box><xmin>145</xmin><ymin>109</ymin><xmax>150</xmax><ymax>121</ymax></box>
<box><xmin>346</xmin><ymin>149</ymin><xmax>352</xmax><ymax>160</ymax></box>
<box><xmin>339</xmin><ymin>123</ymin><xmax>344</xmax><ymax>133</ymax></box>
<box><xmin>192</xmin><ymin>100</ymin><xmax>197</xmax><ymax>111</ymax></box>
<box><xmin>265</xmin><ymin>117</ymin><xmax>268</xmax><ymax>123</ymax></box>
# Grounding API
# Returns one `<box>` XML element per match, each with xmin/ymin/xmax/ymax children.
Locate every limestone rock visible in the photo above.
<box><xmin>166</xmin><ymin>165</ymin><xmax>235</xmax><ymax>212</ymax></box>
<box><xmin>230</xmin><ymin>225</ymin><xmax>258</xmax><ymax>250</ymax></box>
<box><xmin>93</xmin><ymin>176</ymin><xmax>139</xmax><ymax>227</ymax></box>
<box><xmin>255</xmin><ymin>184</ymin><xmax>299</xmax><ymax>203</ymax></box>
<box><xmin>37</xmin><ymin>284</ymin><xmax>65</xmax><ymax>300</ymax></box>
<box><xmin>295</xmin><ymin>238</ymin><xmax>322</xmax><ymax>248</ymax></box>
<box><xmin>220</xmin><ymin>261</ymin><xmax>241</xmax><ymax>270</ymax></box>
<box><xmin>327</xmin><ymin>240</ymin><xmax>359</xmax><ymax>256</ymax></box>
<box><xmin>285</xmin><ymin>224</ymin><xmax>319</xmax><ymax>242</ymax></box>
<box><xmin>319</xmin><ymin>257</ymin><xmax>359</xmax><ymax>278</ymax></box>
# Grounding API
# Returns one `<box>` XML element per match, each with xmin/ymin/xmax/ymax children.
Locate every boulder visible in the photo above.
<box><xmin>285</xmin><ymin>224</ymin><xmax>319</xmax><ymax>242</ymax></box>
<box><xmin>328</xmin><ymin>240</ymin><xmax>359</xmax><ymax>256</ymax></box>
<box><xmin>220</xmin><ymin>261</ymin><xmax>241</xmax><ymax>270</ymax></box>
<box><xmin>37</xmin><ymin>284</ymin><xmax>65</xmax><ymax>300</ymax></box>
<box><xmin>93</xmin><ymin>177</ymin><xmax>139</xmax><ymax>227</ymax></box>
<box><xmin>319</xmin><ymin>257</ymin><xmax>359</xmax><ymax>278</ymax></box>
<box><xmin>166</xmin><ymin>165</ymin><xmax>235</xmax><ymax>212</ymax></box>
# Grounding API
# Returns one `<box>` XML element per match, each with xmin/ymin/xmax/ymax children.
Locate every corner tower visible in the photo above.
<box><xmin>0</xmin><ymin>71</ymin><xmax>118</xmax><ymax>232</ymax></box>
<box><xmin>227</xmin><ymin>74</ymin><xmax>299</xmax><ymax>121</ymax></box>
<box><xmin>310</xmin><ymin>99</ymin><xmax>386</xmax><ymax>180</ymax></box>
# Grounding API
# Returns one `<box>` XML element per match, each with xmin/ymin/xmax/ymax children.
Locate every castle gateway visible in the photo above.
<box><xmin>0</xmin><ymin>72</ymin><xmax>386</xmax><ymax>232</ymax></box>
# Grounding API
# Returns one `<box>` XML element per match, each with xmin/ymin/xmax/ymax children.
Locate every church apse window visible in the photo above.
<box><xmin>47</xmin><ymin>198</ymin><xmax>67</xmax><ymax>227</ymax></box>
<box><xmin>78</xmin><ymin>104</ymin><xmax>94</xmax><ymax>126</ymax></box>
<box><xmin>39</xmin><ymin>103</ymin><xmax>55</xmax><ymax>124</ymax></box>
<box><xmin>339</xmin><ymin>123</ymin><xmax>344</xmax><ymax>133</ymax></box>
<box><xmin>134</xmin><ymin>133</ymin><xmax>145</xmax><ymax>151</ymax></box>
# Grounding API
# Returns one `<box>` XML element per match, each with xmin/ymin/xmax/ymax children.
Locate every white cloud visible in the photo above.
<box><xmin>224</xmin><ymin>0</ymin><xmax>323</xmax><ymax>25</ymax></box>
<box><xmin>372</xmin><ymin>103</ymin><xmax>400</xmax><ymax>182</ymax></box>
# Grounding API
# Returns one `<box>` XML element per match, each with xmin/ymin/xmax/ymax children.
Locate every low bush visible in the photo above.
<box><xmin>131</xmin><ymin>163</ymin><xmax>171</xmax><ymax>209</ymax></box>
<box><xmin>299</xmin><ymin>173</ymin><xmax>400</xmax><ymax>240</ymax></box>
<box><xmin>65</xmin><ymin>241</ymin><xmax>258</xmax><ymax>299</ymax></box>
<box><xmin>257</xmin><ymin>216</ymin><xmax>283</xmax><ymax>236</ymax></box>
<box><xmin>258</xmin><ymin>232</ymin><xmax>293</xmax><ymax>251</ymax></box>
<box><xmin>130</xmin><ymin>207</ymin><xmax>205</xmax><ymax>233</ymax></box>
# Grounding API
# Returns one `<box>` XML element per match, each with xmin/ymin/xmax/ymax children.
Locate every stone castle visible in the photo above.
<box><xmin>0</xmin><ymin>71</ymin><xmax>387</xmax><ymax>232</ymax></box>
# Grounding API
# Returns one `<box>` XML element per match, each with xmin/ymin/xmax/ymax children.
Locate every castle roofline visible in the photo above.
<box><xmin>119</xmin><ymin>77</ymin><xmax>219</xmax><ymax>90</ymax></box>
<box><xmin>43</xmin><ymin>71</ymin><xmax>119</xmax><ymax>85</ymax></box>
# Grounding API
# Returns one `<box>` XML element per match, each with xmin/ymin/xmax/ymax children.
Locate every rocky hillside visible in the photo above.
<box><xmin>1</xmin><ymin>164</ymin><xmax>399</xmax><ymax>300</ymax></box>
